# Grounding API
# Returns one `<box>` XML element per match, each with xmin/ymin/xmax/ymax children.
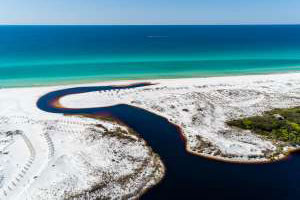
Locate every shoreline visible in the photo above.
<box><xmin>2</xmin><ymin>69</ymin><xmax>300</xmax><ymax>89</ymax></box>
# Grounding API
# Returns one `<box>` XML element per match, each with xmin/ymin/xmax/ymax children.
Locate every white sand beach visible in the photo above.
<box><xmin>1</xmin><ymin>72</ymin><xmax>300</xmax><ymax>199</ymax></box>
<box><xmin>0</xmin><ymin>83</ymin><xmax>164</xmax><ymax>199</ymax></box>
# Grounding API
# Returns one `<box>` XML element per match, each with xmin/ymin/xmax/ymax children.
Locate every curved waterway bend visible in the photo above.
<box><xmin>37</xmin><ymin>83</ymin><xmax>300</xmax><ymax>200</ymax></box>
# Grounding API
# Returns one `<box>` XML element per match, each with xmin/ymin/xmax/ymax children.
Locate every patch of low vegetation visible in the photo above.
<box><xmin>227</xmin><ymin>107</ymin><xmax>300</xmax><ymax>145</ymax></box>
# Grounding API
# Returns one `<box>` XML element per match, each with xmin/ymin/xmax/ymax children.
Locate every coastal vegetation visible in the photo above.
<box><xmin>227</xmin><ymin>107</ymin><xmax>300</xmax><ymax>145</ymax></box>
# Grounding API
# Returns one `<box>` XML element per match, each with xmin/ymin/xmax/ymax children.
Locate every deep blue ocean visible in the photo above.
<box><xmin>1</xmin><ymin>25</ymin><xmax>300</xmax><ymax>87</ymax></box>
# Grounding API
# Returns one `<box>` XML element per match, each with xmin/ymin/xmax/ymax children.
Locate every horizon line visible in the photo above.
<box><xmin>0</xmin><ymin>23</ymin><xmax>300</xmax><ymax>26</ymax></box>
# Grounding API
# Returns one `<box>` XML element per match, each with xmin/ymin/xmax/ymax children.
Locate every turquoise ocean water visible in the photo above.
<box><xmin>1</xmin><ymin>25</ymin><xmax>300</xmax><ymax>87</ymax></box>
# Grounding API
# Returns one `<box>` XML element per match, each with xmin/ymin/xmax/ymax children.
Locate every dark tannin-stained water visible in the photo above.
<box><xmin>37</xmin><ymin>84</ymin><xmax>300</xmax><ymax>200</ymax></box>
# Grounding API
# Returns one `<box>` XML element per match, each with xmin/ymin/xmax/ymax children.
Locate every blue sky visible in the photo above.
<box><xmin>1</xmin><ymin>0</ymin><xmax>300</xmax><ymax>25</ymax></box>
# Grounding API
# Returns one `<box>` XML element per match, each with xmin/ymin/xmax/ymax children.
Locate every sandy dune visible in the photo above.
<box><xmin>61</xmin><ymin>73</ymin><xmax>300</xmax><ymax>162</ymax></box>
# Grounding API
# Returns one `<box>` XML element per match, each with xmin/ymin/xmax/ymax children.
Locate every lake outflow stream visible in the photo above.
<box><xmin>37</xmin><ymin>83</ymin><xmax>300</xmax><ymax>200</ymax></box>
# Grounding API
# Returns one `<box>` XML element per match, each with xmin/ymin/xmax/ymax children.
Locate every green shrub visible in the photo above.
<box><xmin>242</xmin><ymin>119</ymin><xmax>252</xmax><ymax>128</ymax></box>
<box><xmin>226</xmin><ymin>107</ymin><xmax>300</xmax><ymax>145</ymax></box>
<box><xmin>288</xmin><ymin>122</ymin><xmax>300</xmax><ymax>132</ymax></box>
